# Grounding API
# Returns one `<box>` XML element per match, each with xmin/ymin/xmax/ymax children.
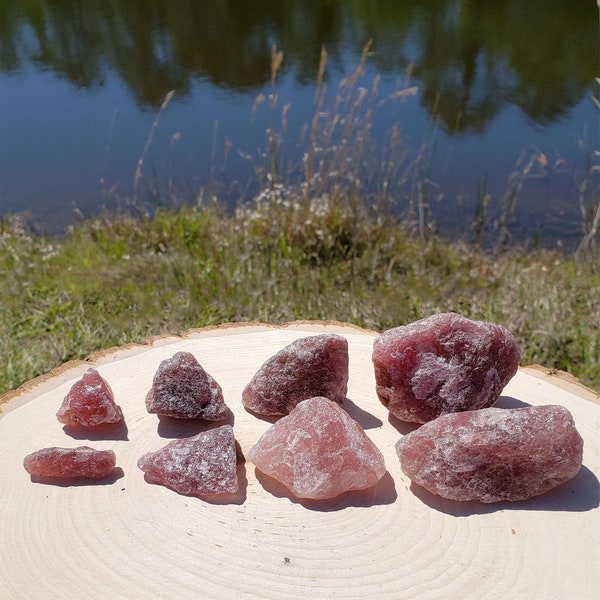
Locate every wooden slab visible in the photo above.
<box><xmin>1</xmin><ymin>322</ymin><xmax>599</xmax><ymax>599</ymax></box>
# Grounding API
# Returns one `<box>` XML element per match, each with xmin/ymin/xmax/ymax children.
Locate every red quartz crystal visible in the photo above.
<box><xmin>145</xmin><ymin>351</ymin><xmax>228</xmax><ymax>420</ymax></box>
<box><xmin>242</xmin><ymin>334</ymin><xmax>349</xmax><ymax>416</ymax></box>
<box><xmin>395</xmin><ymin>405</ymin><xmax>584</xmax><ymax>503</ymax></box>
<box><xmin>56</xmin><ymin>368</ymin><xmax>123</xmax><ymax>427</ymax></box>
<box><xmin>23</xmin><ymin>446</ymin><xmax>117</xmax><ymax>479</ymax></box>
<box><xmin>137</xmin><ymin>425</ymin><xmax>238</xmax><ymax>496</ymax></box>
<box><xmin>248</xmin><ymin>396</ymin><xmax>386</xmax><ymax>500</ymax></box>
<box><xmin>372</xmin><ymin>313</ymin><xmax>520</xmax><ymax>423</ymax></box>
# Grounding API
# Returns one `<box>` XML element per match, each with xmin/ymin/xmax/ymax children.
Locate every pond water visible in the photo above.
<box><xmin>0</xmin><ymin>0</ymin><xmax>598</xmax><ymax>246</ymax></box>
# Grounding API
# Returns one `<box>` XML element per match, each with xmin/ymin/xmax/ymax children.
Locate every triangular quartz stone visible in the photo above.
<box><xmin>56</xmin><ymin>368</ymin><xmax>123</xmax><ymax>427</ymax></box>
<box><xmin>145</xmin><ymin>351</ymin><xmax>228</xmax><ymax>420</ymax></box>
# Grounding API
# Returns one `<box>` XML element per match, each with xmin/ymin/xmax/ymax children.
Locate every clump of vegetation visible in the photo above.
<box><xmin>1</xmin><ymin>197</ymin><xmax>599</xmax><ymax>397</ymax></box>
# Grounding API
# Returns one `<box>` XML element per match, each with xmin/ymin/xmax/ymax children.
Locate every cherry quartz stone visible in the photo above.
<box><xmin>396</xmin><ymin>405</ymin><xmax>583</xmax><ymax>503</ymax></box>
<box><xmin>242</xmin><ymin>334</ymin><xmax>349</xmax><ymax>416</ymax></box>
<box><xmin>145</xmin><ymin>351</ymin><xmax>228</xmax><ymax>420</ymax></box>
<box><xmin>248</xmin><ymin>397</ymin><xmax>386</xmax><ymax>500</ymax></box>
<box><xmin>56</xmin><ymin>368</ymin><xmax>123</xmax><ymax>427</ymax></box>
<box><xmin>137</xmin><ymin>425</ymin><xmax>238</xmax><ymax>497</ymax></box>
<box><xmin>23</xmin><ymin>447</ymin><xmax>117</xmax><ymax>480</ymax></box>
<box><xmin>372</xmin><ymin>313</ymin><xmax>520</xmax><ymax>423</ymax></box>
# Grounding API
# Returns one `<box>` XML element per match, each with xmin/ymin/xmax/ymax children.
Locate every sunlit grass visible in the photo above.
<box><xmin>1</xmin><ymin>198</ymin><xmax>599</xmax><ymax>397</ymax></box>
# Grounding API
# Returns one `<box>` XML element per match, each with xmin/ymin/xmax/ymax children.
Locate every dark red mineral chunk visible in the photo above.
<box><xmin>56</xmin><ymin>368</ymin><xmax>123</xmax><ymax>427</ymax></box>
<box><xmin>395</xmin><ymin>405</ymin><xmax>583</xmax><ymax>503</ymax></box>
<box><xmin>242</xmin><ymin>334</ymin><xmax>349</xmax><ymax>416</ymax></box>
<box><xmin>372</xmin><ymin>313</ymin><xmax>520</xmax><ymax>423</ymax></box>
<box><xmin>145</xmin><ymin>351</ymin><xmax>228</xmax><ymax>420</ymax></box>
<box><xmin>248</xmin><ymin>396</ymin><xmax>386</xmax><ymax>500</ymax></box>
<box><xmin>23</xmin><ymin>446</ymin><xmax>117</xmax><ymax>480</ymax></box>
<box><xmin>137</xmin><ymin>425</ymin><xmax>238</xmax><ymax>496</ymax></box>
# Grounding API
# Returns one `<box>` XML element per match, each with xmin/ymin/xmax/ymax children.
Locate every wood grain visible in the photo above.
<box><xmin>1</xmin><ymin>322</ymin><xmax>599</xmax><ymax>599</ymax></box>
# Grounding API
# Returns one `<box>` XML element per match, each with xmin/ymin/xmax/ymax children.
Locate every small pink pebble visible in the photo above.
<box><xmin>23</xmin><ymin>447</ymin><xmax>117</xmax><ymax>480</ymax></box>
<box><xmin>145</xmin><ymin>352</ymin><xmax>228</xmax><ymax>420</ymax></box>
<box><xmin>56</xmin><ymin>368</ymin><xmax>123</xmax><ymax>427</ymax></box>
<box><xmin>137</xmin><ymin>425</ymin><xmax>238</xmax><ymax>497</ymax></box>
<box><xmin>242</xmin><ymin>334</ymin><xmax>349</xmax><ymax>416</ymax></box>
<box><xmin>395</xmin><ymin>405</ymin><xmax>584</xmax><ymax>503</ymax></box>
<box><xmin>248</xmin><ymin>397</ymin><xmax>386</xmax><ymax>500</ymax></box>
<box><xmin>373</xmin><ymin>313</ymin><xmax>520</xmax><ymax>423</ymax></box>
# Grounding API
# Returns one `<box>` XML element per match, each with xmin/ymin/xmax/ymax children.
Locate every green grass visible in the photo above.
<box><xmin>1</xmin><ymin>195</ymin><xmax>599</xmax><ymax>398</ymax></box>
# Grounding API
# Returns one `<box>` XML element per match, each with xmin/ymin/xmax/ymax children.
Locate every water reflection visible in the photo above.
<box><xmin>2</xmin><ymin>0</ymin><xmax>597</xmax><ymax>130</ymax></box>
<box><xmin>1</xmin><ymin>0</ymin><xmax>597</xmax><ymax>241</ymax></box>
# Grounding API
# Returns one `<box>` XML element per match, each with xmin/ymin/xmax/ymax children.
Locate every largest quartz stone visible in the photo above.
<box><xmin>372</xmin><ymin>313</ymin><xmax>520</xmax><ymax>423</ymax></box>
<box><xmin>248</xmin><ymin>396</ymin><xmax>386</xmax><ymax>500</ymax></box>
<box><xmin>395</xmin><ymin>405</ymin><xmax>583</xmax><ymax>503</ymax></box>
<box><xmin>242</xmin><ymin>334</ymin><xmax>349</xmax><ymax>416</ymax></box>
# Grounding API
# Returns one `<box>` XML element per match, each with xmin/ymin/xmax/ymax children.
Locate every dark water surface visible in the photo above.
<box><xmin>0</xmin><ymin>0</ymin><xmax>598</xmax><ymax>245</ymax></box>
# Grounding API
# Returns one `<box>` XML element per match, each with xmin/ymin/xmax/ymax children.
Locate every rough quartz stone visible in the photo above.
<box><xmin>23</xmin><ymin>446</ymin><xmax>117</xmax><ymax>479</ymax></box>
<box><xmin>242</xmin><ymin>334</ymin><xmax>349</xmax><ymax>416</ymax></box>
<box><xmin>56</xmin><ymin>368</ymin><xmax>123</xmax><ymax>427</ymax></box>
<box><xmin>372</xmin><ymin>313</ymin><xmax>520</xmax><ymax>423</ymax></box>
<box><xmin>248</xmin><ymin>396</ymin><xmax>386</xmax><ymax>500</ymax></box>
<box><xmin>137</xmin><ymin>425</ymin><xmax>238</xmax><ymax>496</ymax></box>
<box><xmin>395</xmin><ymin>405</ymin><xmax>583</xmax><ymax>503</ymax></box>
<box><xmin>145</xmin><ymin>351</ymin><xmax>228</xmax><ymax>420</ymax></box>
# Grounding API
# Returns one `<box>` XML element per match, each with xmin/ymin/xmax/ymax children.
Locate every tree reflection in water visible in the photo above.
<box><xmin>1</xmin><ymin>0</ymin><xmax>596</xmax><ymax>130</ymax></box>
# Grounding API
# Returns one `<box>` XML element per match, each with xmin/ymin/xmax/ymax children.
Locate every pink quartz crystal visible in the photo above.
<box><xmin>248</xmin><ymin>396</ymin><xmax>386</xmax><ymax>500</ymax></box>
<box><xmin>56</xmin><ymin>368</ymin><xmax>123</xmax><ymax>427</ymax></box>
<box><xmin>372</xmin><ymin>313</ymin><xmax>520</xmax><ymax>423</ymax></box>
<box><xmin>395</xmin><ymin>405</ymin><xmax>584</xmax><ymax>503</ymax></box>
<box><xmin>137</xmin><ymin>425</ymin><xmax>238</xmax><ymax>496</ymax></box>
<box><xmin>23</xmin><ymin>446</ymin><xmax>117</xmax><ymax>479</ymax></box>
<box><xmin>145</xmin><ymin>351</ymin><xmax>228</xmax><ymax>420</ymax></box>
<box><xmin>242</xmin><ymin>334</ymin><xmax>349</xmax><ymax>416</ymax></box>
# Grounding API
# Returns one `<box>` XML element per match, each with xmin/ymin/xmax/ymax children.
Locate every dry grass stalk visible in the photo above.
<box><xmin>133</xmin><ymin>90</ymin><xmax>175</xmax><ymax>199</ymax></box>
<box><xmin>271</xmin><ymin>45</ymin><xmax>284</xmax><ymax>85</ymax></box>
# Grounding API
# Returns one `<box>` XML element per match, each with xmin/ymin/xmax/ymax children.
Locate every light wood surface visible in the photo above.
<box><xmin>1</xmin><ymin>322</ymin><xmax>599</xmax><ymax>599</ymax></box>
